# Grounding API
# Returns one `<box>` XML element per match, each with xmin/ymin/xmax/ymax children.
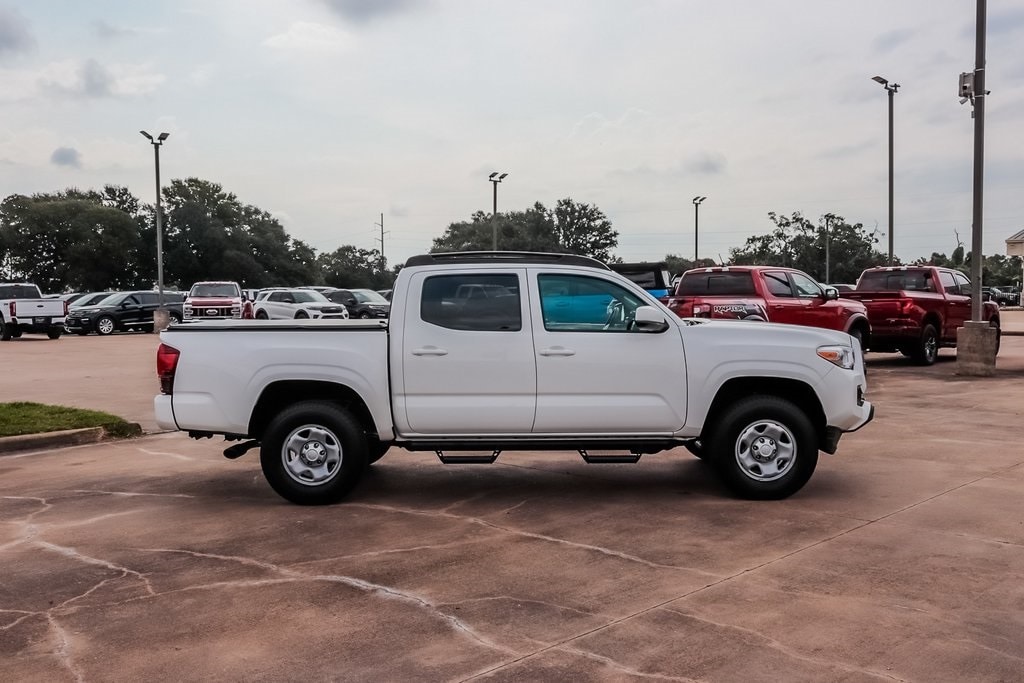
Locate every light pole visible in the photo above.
<box><xmin>692</xmin><ymin>196</ymin><xmax>706</xmax><ymax>262</ymax></box>
<box><xmin>872</xmin><ymin>76</ymin><xmax>899</xmax><ymax>265</ymax></box>
<box><xmin>140</xmin><ymin>130</ymin><xmax>169</xmax><ymax>327</ymax></box>
<box><xmin>488</xmin><ymin>172</ymin><xmax>507</xmax><ymax>250</ymax></box>
<box><xmin>374</xmin><ymin>212</ymin><xmax>389</xmax><ymax>270</ymax></box>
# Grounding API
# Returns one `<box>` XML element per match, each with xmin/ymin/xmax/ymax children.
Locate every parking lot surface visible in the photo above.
<box><xmin>2</xmin><ymin>331</ymin><xmax>1024</xmax><ymax>681</ymax></box>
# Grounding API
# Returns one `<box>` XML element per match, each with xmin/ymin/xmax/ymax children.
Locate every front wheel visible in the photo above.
<box><xmin>259</xmin><ymin>401</ymin><xmax>368</xmax><ymax>505</ymax></box>
<box><xmin>707</xmin><ymin>395</ymin><xmax>819</xmax><ymax>500</ymax></box>
<box><xmin>95</xmin><ymin>316</ymin><xmax>116</xmax><ymax>336</ymax></box>
<box><xmin>912</xmin><ymin>324</ymin><xmax>938</xmax><ymax>365</ymax></box>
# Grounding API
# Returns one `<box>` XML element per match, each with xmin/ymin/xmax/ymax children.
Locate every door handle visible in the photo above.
<box><xmin>412</xmin><ymin>346</ymin><xmax>448</xmax><ymax>356</ymax></box>
<box><xmin>539</xmin><ymin>347</ymin><xmax>576</xmax><ymax>357</ymax></box>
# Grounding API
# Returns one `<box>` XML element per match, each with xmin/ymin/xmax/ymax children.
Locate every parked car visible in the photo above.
<box><xmin>252</xmin><ymin>288</ymin><xmax>350</xmax><ymax>320</ymax></box>
<box><xmin>324</xmin><ymin>288</ymin><xmax>391</xmax><ymax>319</ymax></box>
<box><xmin>832</xmin><ymin>284</ymin><xmax>857</xmax><ymax>293</ymax></box>
<box><xmin>377</xmin><ymin>289</ymin><xmax>393</xmax><ymax>301</ymax></box>
<box><xmin>997</xmin><ymin>285</ymin><xmax>1021</xmax><ymax>306</ymax></box>
<box><xmin>184</xmin><ymin>281</ymin><xmax>243</xmax><ymax>321</ymax></box>
<box><xmin>65</xmin><ymin>291</ymin><xmax>184</xmax><ymax>336</ymax></box>
<box><xmin>0</xmin><ymin>282</ymin><xmax>68</xmax><ymax>340</ymax></box>
<box><xmin>982</xmin><ymin>286</ymin><xmax>1017</xmax><ymax>307</ymax></box>
<box><xmin>842</xmin><ymin>266</ymin><xmax>1000</xmax><ymax>365</ymax></box>
<box><xmin>663</xmin><ymin>266</ymin><xmax>871</xmax><ymax>349</ymax></box>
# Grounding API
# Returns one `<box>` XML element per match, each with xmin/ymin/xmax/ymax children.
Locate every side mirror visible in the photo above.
<box><xmin>633</xmin><ymin>305</ymin><xmax>669</xmax><ymax>333</ymax></box>
<box><xmin>823</xmin><ymin>286</ymin><xmax>839</xmax><ymax>301</ymax></box>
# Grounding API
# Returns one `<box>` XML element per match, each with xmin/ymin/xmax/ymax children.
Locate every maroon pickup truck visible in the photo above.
<box><xmin>663</xmin><ymin>266</ymin><xmax>871</xmax><ymax>348</ymax></box>
<box><xmin>842</xmin><ymin>266</ymin><xmax>1000</xmax><ymax>365</ymax></box>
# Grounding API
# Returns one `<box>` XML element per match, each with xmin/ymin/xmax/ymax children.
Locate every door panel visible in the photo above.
<box><xmin>763</xmin><ymin>271</ymin><xmax>807</xmax><ymax>324</ymax></box>
<box><xmin>531</xmin><ymin>272</ymin><xmax>686</xmax><ymax>433</ymax></box>
<box><xmin>401</xmin><ymin>270</ymin><xmax>536</xmax><ymax>435</ymax></box>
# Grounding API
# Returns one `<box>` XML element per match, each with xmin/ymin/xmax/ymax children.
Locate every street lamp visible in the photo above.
<box><xmin>488</xmin><ymin>171</ymin><xmax>508</xmax><ymax>251</ymax></box>
<box><xmin>140</xmin><ymin>130</ymin><xmax>169</xmax><ymax>327</ymax></box>
<box><xmin>872</xmin><ymin>75</ymin><xmax>899</xmax><ymax>265</ymax></box>
<box><xmin>692</xmin><ymin>196</ymin><xmax>706</xmax><ymax>262</ymax></box>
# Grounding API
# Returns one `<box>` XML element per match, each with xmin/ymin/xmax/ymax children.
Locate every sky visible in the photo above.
<box><xmin>2</xmin><ymin>0</ymin><xmax>1024</xmax><ymax>269</ymax></box>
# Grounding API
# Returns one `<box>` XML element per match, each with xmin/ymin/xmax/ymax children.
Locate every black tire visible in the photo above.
<box><xmin>707</xmin><ymin>395</ymin><xmax>819</xmax><ymax>500</ymax></box>
<box><xmin>95</xmin><ymin>315</ymin><xmax>116</xmax><ymax>336</ymax></box>
<box><xmin>169</xmin><ymin>312</ymin><xmax>182</xmax><ymax>324</ymax></box>
<box><xmin>912</xmin><ymin>323</ymin><xmax>938</xmax><ymax>365</ymax></box>
<box><xmin>294</xmin><ymin>311</ymin><xmax>309</xmax><ymax>319</ymax></box>
<box><xmin>255</xmin><ymin>310</ymin><xmax>269</xmax><ymax>320</ymax></box>
<box><xmin>47</xmin><ymin>329</ymin><xmax>62</xmax><ymax>340</ymax></box>
<box><xmin>367</xmin><ymin>440</ymin><xmax>390</xmax><ymax>465</ymax></box>
<box><xmin>0</xmin><ymin>320</ymin><xmax>11</xmax><ymax>341</ymax></box>
<box><xmin>259</xmin><ymin>401</ymin><xmax>368</xmax><ymax>505</ymax></box>
<box><xmin>359</xmin><ymin>312</ymin><xmax>371</xmax><ymax>319</ymax></box>
<box><xmin>992</xmin><ymin>320</ymin><xmax>1001</xmax><ymax>356</ymax></box>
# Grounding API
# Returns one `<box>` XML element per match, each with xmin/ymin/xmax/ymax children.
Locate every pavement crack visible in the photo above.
<box><xmin>661</xmin><ymin>607</ymin><xmax>906</xmax><ymax>681</ymax></box>
<box><xmin>70</xmin><ymin>489</ymin><xmax>196</xmax><ymax>499</ymax></box>
<box><xmin>36</xmin><ymin>541</ymin><xmax>156</xmax><ymax>596</ymax></box>
<box><xmin>136</xmin><ymin>548</ymin><xmax>518</xmax><ymax>656</ymax></box>
<box><xmin>556</xmin><ymin>645</ymin><xmax>700</xmax><ymax>682</ymax></box>
<box><xmin>137</xmin><ymin>447</ymin><xmax>194</xmax><ymax>461</ymax></box>
<box><xmin>348</xmin><ymin>502</ymin><xmax>722</xmax><ymax>579</ymax></box>
<box><xmin>47</xmin><ymin>613</ymin><xmax>84</xmax><ymax>683</ymax></box>
<box><xmin>437</xmin><ymin>595</ymin><xmax>597</xmax><ymax>618</ymax></box>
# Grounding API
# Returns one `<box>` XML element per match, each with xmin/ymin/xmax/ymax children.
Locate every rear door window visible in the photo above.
<box><xmin>421</xmin><ymin>274</ymin><xmax>521</xmax><ymax>332</ymax></box>
<box><xmin>763</xmin><ymin>272</ymin><xmax>794</xmax><ymax>297</ymax></box>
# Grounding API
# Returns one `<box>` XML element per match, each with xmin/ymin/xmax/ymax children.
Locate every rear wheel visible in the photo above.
<box><xmin>707</xmin><ymin>395</ymin><xmax>818</xmax><ymax>500</ymax></box>
<box><xmin>0</xmin><ymin>321</ymin><xmax>12</xmax><ymax>341</ymax></box>
<box><xmin>47</xmin><ymin>329</ymin><xmax>62</xmax><ymax>340</ymax></box>
<box><xmin>259</xmin><ymin>401</ymin><xmax>368</xmax><ymax>505</ymax></box>
<box><xmin>912</xmin><ymin>324</ymin><xmax>938</xmax><ymax>366</ymax></box>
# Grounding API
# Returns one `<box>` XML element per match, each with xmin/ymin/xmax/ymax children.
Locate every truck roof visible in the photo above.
<box><xmin>405</xmin><ymin>251</ymin><xmax>610</xmax><ymax>270</ymax></box>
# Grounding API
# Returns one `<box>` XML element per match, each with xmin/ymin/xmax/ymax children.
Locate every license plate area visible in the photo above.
<box><xmin>34</xmin><ymin>317</ymin><xmax>50</xmax><ymax>325</ymax></box>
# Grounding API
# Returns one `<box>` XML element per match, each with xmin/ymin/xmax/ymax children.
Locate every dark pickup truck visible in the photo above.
<box><xmin>842</xmin><ymin>266</ymin><xmax>1000</xmax><ymax>365</ymax></box>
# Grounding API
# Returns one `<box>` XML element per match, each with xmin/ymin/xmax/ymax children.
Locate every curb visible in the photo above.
<box><xmin>0</xmin><ymin>424</ymin><xmax>143</xmax><ymax>455</ymax></box>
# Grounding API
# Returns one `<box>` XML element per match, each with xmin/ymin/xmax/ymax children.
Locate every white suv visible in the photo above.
<box><xmin>252</xmin><ymin>288</ymin><xmax>350</xmax><ymax>320</ymax></box>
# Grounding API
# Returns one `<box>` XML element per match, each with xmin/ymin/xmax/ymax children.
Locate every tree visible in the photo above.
<box><xmin>730</xmin><ymin>211</ymin><xmax>889</xmax><ymax>283</ymax></box>
<box><xmin>318</xmin><ymin>246</ymin><xmax>392</xmax><ymax>290</ymax></box>
<box><xmin>430</xmin><ymin>198</ymin><xmax>619</xmax><ymax>260</ymax></box>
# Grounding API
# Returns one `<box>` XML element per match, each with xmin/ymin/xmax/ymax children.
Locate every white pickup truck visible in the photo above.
<box><xmin>155</xmin><ymin>252</ymin><xmax>873</xmax><ymax>505</ymax></box>
<box><xmin>0</xmin><ymin>282</ymin><xmax>68</xmax><ymax>340</ymax></box>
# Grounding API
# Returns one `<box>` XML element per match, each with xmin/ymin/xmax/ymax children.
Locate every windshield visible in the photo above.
<box><xmin>351</xmin><ymin>289</ymin><xmax>389</xmax><ymax>304</ymax></box>
<box><xmin>190</xmin><ymin>283</ymin><xmax>239</xmax><ymax>298</ymax></box>
<box><xmin>72</xmin><ymin>293</ymin><xmax>113</xmax><ymax>307</ymax></box>
<box><xmin>291</xmin><ymin>291</ymin><xmax>329</xmax><ymax>303</ymax></box>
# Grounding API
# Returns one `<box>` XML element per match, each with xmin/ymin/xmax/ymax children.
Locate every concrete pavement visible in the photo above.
<box><xmin>1</xmin><ymin>332</ymin><xmax>1024</xmax><ymax>680</ymax></box>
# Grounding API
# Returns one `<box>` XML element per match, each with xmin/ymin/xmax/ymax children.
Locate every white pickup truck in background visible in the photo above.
<box><xmin>0</xmin><ymin>282</ymin><xmax>68</xmax><ymax>340</ymax></box>
<box><xmin>155</xmin><ymin>252</ymin><xmax>873</xmax><ymax>505</ymax></box>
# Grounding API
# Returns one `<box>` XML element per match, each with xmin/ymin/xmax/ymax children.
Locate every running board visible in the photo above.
<box><xmin>435</xmin><ymin>450</ymin><xmax>501</xmax><ymax>464</ymax></box>
<box><xmin>578</xmin><ymin>449</ymin><xmax>642</xmax><ymax>464</ymax></box>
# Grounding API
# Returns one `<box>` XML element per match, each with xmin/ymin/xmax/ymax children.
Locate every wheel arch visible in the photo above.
<box><xmin>702</xmin><ymin>376</ymin><xmax>827</xmax><ymax>448</ymax></box>
<box><xmin>249</xmin><ymin>380</ymin><xmax>378</xmax><ymax>441</ymax></box>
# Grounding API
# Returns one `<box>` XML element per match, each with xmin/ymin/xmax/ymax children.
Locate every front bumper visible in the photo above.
<box><xmin>64</xmin><ymin>317</ymin><xmax>95</xmax><ymax>332</ymax></box>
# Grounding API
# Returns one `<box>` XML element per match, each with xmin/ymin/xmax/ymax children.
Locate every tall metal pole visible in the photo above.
<box><xmin>970</xmin><ymin>0</ymin><xmax>987</xmax><ymax>321</ymax></box>
<box><xmin>153</xmin><ymin>143</ymin><xmax>165</xmax><ymax>310</ymax></box>
<box><xmin>694</xmin><ymin>202</ymin><xmax>699</xmax><ymax>262</ymax></box>
<box><xmin>825</xmin><ymin>217</ymin><xmax>831</xmax><ymax>284</ymax></box>
<box><xmin>492</xmin><ymin>182</ymin><xmax>498</xmax><ymax>251</ymax></box>
<box><xmin>887</xmin><ymin>87</ymin><xmax>895</xmax><ymax>266</ymax></box>
<box><xmin>379</xmin><ymin>212</ymin><xmax>385</xmax><ymax>263</ymax></box>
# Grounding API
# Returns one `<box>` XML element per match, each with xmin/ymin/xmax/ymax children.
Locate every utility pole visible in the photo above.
<box><xmin>824</xmin><ymin>216</ymin><xmax>831</xmax><ymax>284</ymax></box>
<box><xmin>969</xmin><ymin>0</ymin><xmax>987</xmax><ymax>322</ymax></box>
<box><xmin>374</xmin><ymin>212</ymin><xmax>389</xmax><ymax>270</ymax></box>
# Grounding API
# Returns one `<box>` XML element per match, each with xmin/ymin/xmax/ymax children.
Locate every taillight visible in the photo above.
<box><xmin>899</xmin><ymin>298</ymin><xmax>914</xmax><ymax>316</ymax></box>
<box><xmin>9</xmin><ymin>301</ymin><xmax>15</xmax><ymax>316</ymax></box>
<box><xmin>64</xmin><ymin>300</ymin><xmax>69</xmax><ymax>316</ymax></box>
<box><xmin>156</xmin><ymin>343</ymin><xmax>180</xmax><ymax>395</ymax></box>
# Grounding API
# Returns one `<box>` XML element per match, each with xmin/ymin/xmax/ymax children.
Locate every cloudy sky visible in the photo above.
<box><xmin>2</xmin><ymin>0</ymin><xmax>1023</xmax><ymax>267</ymax></box>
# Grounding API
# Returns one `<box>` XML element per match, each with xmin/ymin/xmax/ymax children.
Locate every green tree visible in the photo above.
<box><xmin>430</xmin><ymin>198</ymin><xmax>618</xmax><ymax>260</ymax></box>
<box><xmin>730</xmin><ymin>211</ymin><xmax>889</xmax><ymax>283</ymax></box>
<box><xmin>318</xmin><ymin>246</ymin><xmax>392</xmax><ymax>290</ymax></box>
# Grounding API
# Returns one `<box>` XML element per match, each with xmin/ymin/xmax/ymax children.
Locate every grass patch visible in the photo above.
<box><xmin>0</xmin><ymin>402</ymin><xmax>139</xmax><ymax>438</ymax></box>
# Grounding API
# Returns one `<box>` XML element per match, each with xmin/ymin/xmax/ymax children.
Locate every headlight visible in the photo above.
<box><xmin>817</xmin><ymin>345</ymin><xmax>855</xmax><ymax>370</ymax></box>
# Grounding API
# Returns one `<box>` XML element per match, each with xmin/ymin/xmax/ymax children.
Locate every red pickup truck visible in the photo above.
<box><xmin>842</xmin><ymin>266</ymin><xmax>1000</xmax><ymax>365</ymax></box>
<box><xmin>663</xmin><ymin>266</ymin><xmax>871</xmax><ymax>348</ymax></box>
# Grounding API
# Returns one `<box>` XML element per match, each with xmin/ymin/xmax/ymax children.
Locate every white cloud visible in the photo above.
<box><xmin>263</xmin><ymin>22</ymin><xmax>354</xmax><ymax>53</ymax></box>
<box><xmin>0</xmin><ymin>59</ymin><xmax>164</xmax><ymax>102</ymax></box>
